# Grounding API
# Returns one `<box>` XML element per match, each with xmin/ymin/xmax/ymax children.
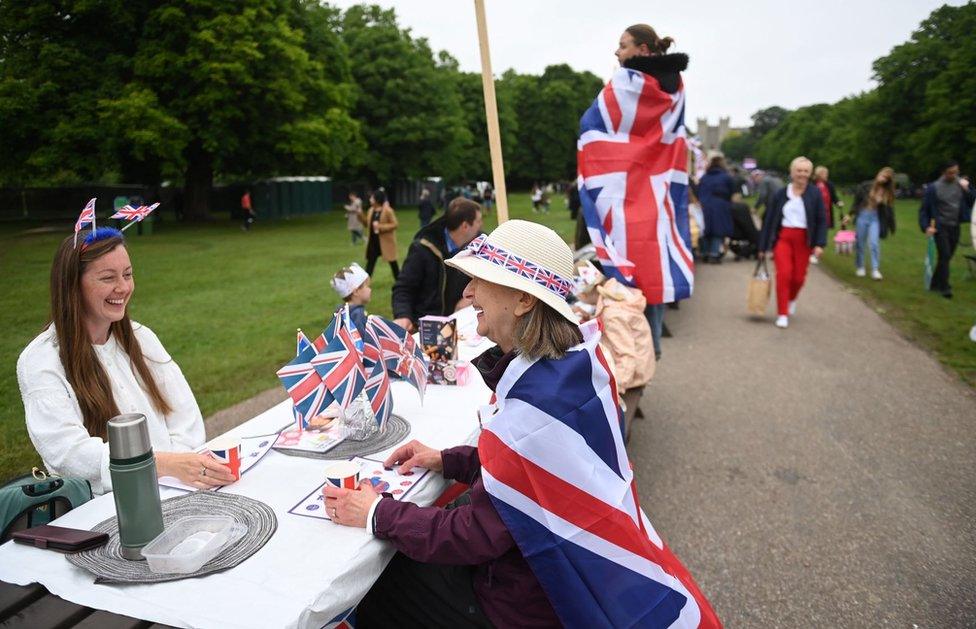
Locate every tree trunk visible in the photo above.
<box><xmin>183</xmin><ymin>140</ymin><xmax>214</xmax><ymax>221</ymax></box>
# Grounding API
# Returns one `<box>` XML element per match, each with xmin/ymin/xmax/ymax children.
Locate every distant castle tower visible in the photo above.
<box><xmin>695</xmin><ymin>117</ymin><xmax>732</xmax><ymax>150</ymax></box>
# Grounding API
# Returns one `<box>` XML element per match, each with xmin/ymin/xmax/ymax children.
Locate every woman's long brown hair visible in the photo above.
<box><xmin>869</xmin><ymin>167</ymin><xmax>896</xmax><ymax>209</ymax></box>
<box><xmin>49</xmin><ymin>233</ymin><xmax>172</xmax><ymax>439</ymax></box>
<box><xmin>625</xmin><ymin>24</ymin><xmax>675</xmax><ymax>55</ymax></box>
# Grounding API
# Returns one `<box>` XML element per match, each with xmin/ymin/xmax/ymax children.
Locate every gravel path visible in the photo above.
<box><xmin>632</xmin><ymin>260</ymin><xmax>976</xmax><ymax>627</ymax></box>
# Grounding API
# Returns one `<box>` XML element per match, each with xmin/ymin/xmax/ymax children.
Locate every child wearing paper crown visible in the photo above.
<box><xmin>331</xmin><ymin>263</ymin><xmax>371</xmax><ymax>332</ymax></box>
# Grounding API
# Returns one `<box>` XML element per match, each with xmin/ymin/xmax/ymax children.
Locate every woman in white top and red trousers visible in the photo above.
<box><xmin>758</xmin><ymin>156</ymin><xmax>828</xmax><ymax>329</ymax></box>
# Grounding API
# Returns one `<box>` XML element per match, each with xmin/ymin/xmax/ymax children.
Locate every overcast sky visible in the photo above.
<box><xmin>331</xmin><ymin>0</ymin><xmax>962</xmax><ymax>128</ymax></box>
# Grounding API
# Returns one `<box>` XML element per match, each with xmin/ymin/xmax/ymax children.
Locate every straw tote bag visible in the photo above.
<box><xmin>747</xmin><ymin>258</ymin><xmax>771</xmax><ymax>316</ymax></box>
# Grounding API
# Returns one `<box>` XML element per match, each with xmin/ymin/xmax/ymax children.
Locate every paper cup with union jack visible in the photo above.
<box><xmin>323</xmin><ymin>461</ymin><xmax>361</xmax><ymax>490</ymax></box>
<box><xmin>207</xmin><ymin>436</ymin><xmax>242</xmax><ymax>481</ymax></box>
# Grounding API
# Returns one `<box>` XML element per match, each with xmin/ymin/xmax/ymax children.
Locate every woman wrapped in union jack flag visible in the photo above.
<box><xmin>324</xmin><ymin>219</ymin><xmax>720</xmax><ymax>627</ymax></box>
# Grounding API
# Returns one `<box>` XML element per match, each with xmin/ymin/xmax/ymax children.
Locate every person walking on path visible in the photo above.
<box><xmin>843</xmin><ymin>167</ymin><xmax>896</xmax><ymax>280</ymax></box>
<box><xmin>759</xmin><ymin>156</ymin><xmax>827</xmax><ymax>329</ymax></box>
<box><xmin>363</xmin><ymin>189</ymin><xmax>400</xmax><ymax>280</ymax></box>
<box><xmin>698</xmin><ymin>151</ymin><xmax>736</xmax><ymax>264</ymax></box>
<box><xmin>417</xmin><ymin>188</ymin><xmax>435</xmax><ymax>228</ymax></box>
<box><xmin>344</xmin><ymin>191</ymin><xmax>364</xmax><ymax>244</ymax></box>
<box><xmin>918</xmin><ymin>160</ymin><xmax>974</xmax><ymax>299</ymax></box>
<box><xmin>240</xmin><ymin>189</ymin><xmax>255</xmax><ymax>231</ymax></box>
<box><xmin>754</xmin><ymin>170</ymin><xmax>785</xmax><ymax>218</ymax></box>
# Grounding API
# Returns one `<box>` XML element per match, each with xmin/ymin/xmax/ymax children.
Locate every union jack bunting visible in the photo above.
<box><xmin>276</xmin><ymin>343</ymin><xmax>329</xmax><ymax>422</ymax></box>
<box><xmin>458</xmin><ymin>235</ymin><xmax>573</xmax><ymax>299</ymax></box>
<box><xmin>479</xmin><ymin>331</ymin><xmax>720</xmax><ymax>627</ymax></box>
<box><xmin>363</xmin><ymin>360</ymin><xmax>392</xmax><ymax>428</ymax></box>
<box><xmin>73</xmin><ymin>198</ymin><xmax>97</xmax><ymax>247</ymax></box>
<box><xmin>312</xmin><ymin>324</ymin><xmax>366</xmax><ymax>409</ymax></box>
<box><xmin>111</xmin><ymin>202</ymin><xmax>159</xmax><ymax>222</ymax></box>
<box><xmin>578</xmin><ymin>66</ymin><xmax>694</xmax><ymax>304</ymax></box>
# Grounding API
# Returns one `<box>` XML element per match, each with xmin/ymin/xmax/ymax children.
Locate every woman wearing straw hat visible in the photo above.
<box><xmin>325</xmin><ymin>220</ymin><xmax>719</xmax><ymax>628</ymax></box>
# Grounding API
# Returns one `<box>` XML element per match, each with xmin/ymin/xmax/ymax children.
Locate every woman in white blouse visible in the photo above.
<box><xmin>17</xmin><ymin>228</ymin><xmax>234</xmax><ymax>494</ymax></box>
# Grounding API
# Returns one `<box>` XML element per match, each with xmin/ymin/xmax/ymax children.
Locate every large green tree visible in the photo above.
<box><xmin>0</xmin><ymin>0</ymin><xmax>363</xmax><ymax>217</ymax></box>
<box><xmin>0</xmin><ymin>1</ymin><xmax>152</xmax><ymax>185</ymax></box>
<box><xmin>502</xmin><ymin>65</ymin><xmax>603</xmax><ymax>186</ymax></box>
<box><xmin>339</xmin><ymin>5</ymin><xmax>469</xmax><ymax>185</ymax></box>
<box><xmin>117</xmin><ymin>0</ymin><xmax>362</xmax><ymax>218</ymax></box>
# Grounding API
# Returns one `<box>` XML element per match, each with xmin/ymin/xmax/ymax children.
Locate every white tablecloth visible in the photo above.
<box><xmin>0</xmin><ymin>363</ymin><xmax>490</xmax><ymax>628</ymax></box>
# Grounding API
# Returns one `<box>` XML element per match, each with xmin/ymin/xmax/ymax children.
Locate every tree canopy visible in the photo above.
<box><xmin>723</xmin><ymin>3</ymin><xmax>976</xmax><ymax>184</ymax></box>
<box><xmin>0</xmin><ymin>1</ymin><xmax>605</xmax><ymax>214</ymax></box>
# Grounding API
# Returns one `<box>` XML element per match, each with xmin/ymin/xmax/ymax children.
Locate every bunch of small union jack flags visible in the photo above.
<box><xmin>73</xmin><ymin>197</ymin><xmax>161</xmax><ymax>246</ymax></box>
<box><xmin>276</xmin><ymin>306</ymin><xmax>428</xmax><ymax>431</ymax></box>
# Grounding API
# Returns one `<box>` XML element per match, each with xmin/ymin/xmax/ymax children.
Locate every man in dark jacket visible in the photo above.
<box><xmin>392</xmin><ymin>198</ymin><xmax>483</xmax><ymax>331</ymax></box>
<box><xmin>918</xmin><ymin>160</ymin><xmax>974</xmax><ymax>298</ymax></box>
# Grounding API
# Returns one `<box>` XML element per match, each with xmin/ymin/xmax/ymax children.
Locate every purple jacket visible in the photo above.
<box><xmin>372</xmin><ymin>350</ymin><xmax>559</xmax><ymax>627</ymax></box>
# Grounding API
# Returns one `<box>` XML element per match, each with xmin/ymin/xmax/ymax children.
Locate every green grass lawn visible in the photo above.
<box><xmin>817</xmin><ymin>195</ymin><xmax>976</xmax><ymax>387</ymax></box>
<box><xmin>0</xmin><ymin>192</ymin><xmax>578</xmax><ymax>482</ymax></box>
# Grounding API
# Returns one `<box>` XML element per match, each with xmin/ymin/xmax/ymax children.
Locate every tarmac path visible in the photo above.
<box><xmin>631</xmin><ymin>260</ymin><xmax>976</xmax><ymax>627</ymax></box>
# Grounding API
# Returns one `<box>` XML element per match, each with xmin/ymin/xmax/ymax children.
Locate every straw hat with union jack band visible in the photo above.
<box><xmin>446</xmin><ymin>219</ymin><xmax>579</xmax><ymax>325</ymax></box>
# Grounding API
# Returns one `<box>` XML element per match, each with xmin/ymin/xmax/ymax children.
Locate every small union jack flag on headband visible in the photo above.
<box><xmin>312</xmin><ymin>324</ymin><xmax>366</xmax><ymax>409</ymax></box>
<box><xmin>112</xmin><ymin>202</ymin><xmax>160</xmax><ymax>232</ymax></box>
<box><xmin>73</xmin><ymin>198</ymin><xmax>97</xmax><ymax>247</ymax></box>
<box><xmin>276</xmin><ymin>343</ymin><xmax>330</xmax><ymax>421</ymax></box>
<box><xmin>111</xmin><ymin>202</ymin><xmax>159</xmax><ymax>222</ymax></box>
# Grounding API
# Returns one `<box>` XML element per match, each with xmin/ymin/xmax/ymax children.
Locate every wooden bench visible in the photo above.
<box><xmin>0</xmin><ymin>580</ymin><xmax>176</xmax><ymax>628</ymax></box>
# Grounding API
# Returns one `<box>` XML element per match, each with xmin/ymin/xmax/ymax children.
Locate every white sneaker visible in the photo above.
<box><xmin>871</xmin><ymin>269</ymin><xmax>882</xmax><ymax>280</ymax></box>
<box><xmin>809</xmin><ymin>254</ymin><xmax>819</xmax><ymax>265</ymax></box>
<box><xmin>788</xmin><ymin>300</ymin><xmax>797</xmax><ymax>316</ymax></box>
<box><xmin>775</xmin><ymin>315</ymin><xmax>789</xmax><ymax>329</ymax></box>
<box><xmin>855</xmin><ymin>267</ymin><xmax>866</xmax><ymax>277</ymax></box>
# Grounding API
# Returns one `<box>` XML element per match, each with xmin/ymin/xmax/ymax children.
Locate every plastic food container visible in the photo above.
<box><xmin>141</xmin><ymin>516</ymin><xmax>247</xmax><ymax>574</ymax></box>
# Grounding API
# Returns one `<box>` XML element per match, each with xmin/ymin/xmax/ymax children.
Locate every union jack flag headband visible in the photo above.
<box><xmin>458</xmin><ymin>234</ymin><xmax>574</xmax><ymax>299</ymax></box>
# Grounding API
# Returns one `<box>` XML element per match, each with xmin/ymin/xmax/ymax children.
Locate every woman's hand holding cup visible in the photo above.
<box><xmin>156</xmin><ymin>451</ymin><xmax>235</xmax><ymax>489</ymax></box>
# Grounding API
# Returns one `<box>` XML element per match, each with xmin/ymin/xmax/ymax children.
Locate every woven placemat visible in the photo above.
<box><xmin>67</xmin><ymin>491</ymin><xmax>276</xmax><ymax>584</ymax></box>
<box><xmin>274</xmin><ymin>414</ymin><xmax>410</xmax><ymax>460</ymax></box>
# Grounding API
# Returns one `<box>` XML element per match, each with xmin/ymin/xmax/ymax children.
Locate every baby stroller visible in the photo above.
<box><xmin>729</xmin><ymin>202</ymin><xmax>760</xmax><ymax>260</ymax></box>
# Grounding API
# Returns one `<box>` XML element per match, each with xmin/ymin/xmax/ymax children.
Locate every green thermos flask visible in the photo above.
<box><xmin>107</xmin><ymin>413</ymin><xmax>165</xmax><ymax>560</ymax></box>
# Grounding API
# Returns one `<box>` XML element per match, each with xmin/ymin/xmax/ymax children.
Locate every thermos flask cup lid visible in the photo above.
<box><xmin>107</xmin><ymin>413</ymin><xmax>152</xmax><ymax>460</ymax></box>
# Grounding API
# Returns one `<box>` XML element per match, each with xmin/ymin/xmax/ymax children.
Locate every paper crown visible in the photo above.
<box><xmin>331</xmin><ymin>263</ymin><xmax>369</xmax><ymax>298</ymax></box>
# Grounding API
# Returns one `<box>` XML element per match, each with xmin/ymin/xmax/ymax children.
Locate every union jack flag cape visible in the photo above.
<box><xmin>577</xmin><ymin>66</ymin><xmax>694</xmax><ymax>304</ymax></box>
<box><xmin>478</xmin><ymin>333</ymin><xmax>720</xmax><ymax>627</ymax></box>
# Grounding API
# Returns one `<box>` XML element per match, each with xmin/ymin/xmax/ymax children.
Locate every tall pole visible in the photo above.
<box><xmin>473</xmin><ymin>0</ymin><xmax>509</xmax><ymax>223</ymax></box>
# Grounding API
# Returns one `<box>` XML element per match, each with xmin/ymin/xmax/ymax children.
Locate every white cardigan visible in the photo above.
<box><xmin>17</xmin><ymin>322</ymin><xmax>205</xmax><ymax>494</ymax></box>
